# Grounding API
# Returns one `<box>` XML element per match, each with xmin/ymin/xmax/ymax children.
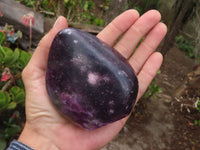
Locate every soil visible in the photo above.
<box><xmin>102</xmin><ymin>46</ymin><xmax>200</xmax><ymax>150</ymax></box>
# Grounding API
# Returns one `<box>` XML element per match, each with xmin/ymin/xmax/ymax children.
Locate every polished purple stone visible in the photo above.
<box><xmin>46</xmin><ymin>28</ymin><xmax>138</xmax><ymax>129</ymax></box>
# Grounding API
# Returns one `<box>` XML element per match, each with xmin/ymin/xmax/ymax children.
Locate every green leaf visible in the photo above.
<box><xmin>7</xmin><ymin>102</ymin><xmax>17</xmax><ymax>109</ymax></box>
<box><xmin>17</xmin><ymin>50</ymin><xmax>32</xmax><ymax>69</ymax></box>
<box><xmin>0</xmin><ymin>45</ymin><xmax>6</xmax><ymax>58</ymax></box>
<box><xmin>194</xmin><ymin>120</ymin><xmax>200</xmax><ymax>126</ymax></box>
<box><xmin>10</xmin><ymin>87</ymin><xmax>25</xmax><ymax>103</ymax></box>
<box><xmin>16</xmin><ymin>79</ymin><xmax>25</xmax><ymax>89</ymax></box>
<box><xmin>194</xmin><ymin>120</ymin><xmax>198</xmax><ymax>125</ymax></box>
<box><xmin>83</xmin><ymin>1</ymin><xmax>89</xmax><ymax>11</ymax></box>
<box><xmin>94</xmin><ymin>18</ymin><xmax>104</xmax><ymax>26</ymax></box>
<box><xmin>0</xmin><ymin>139</ymin><xmax>6</xmax><ymax>150</ymax></box>
<box><xmin>157</xmin><ymin>70</ymin><xmax>161</xmax><ymax>74</ymax></box>
<box><xmin>11</xmin><ymin>48</ymin><xmax>20</xmax><ymax>64</ymax></box>
<box><xmin>64</xmin><ymin>0</ymin><xmax>69</xmax><ymax>4</ymax></box>
<box><xmin>0</xmin><ymin>129</ymin><xmax>5</xmax><ymax>138</ymax></box>
<box><xmin>2</xmin><ymin>47</ymin><xmax>16</xmax><ymax>65</ymax></box>
<box><xmin>4</xmin><ymin>124</ymin><xmax>21</xmax><ymax>139</ymax></box>
<box><xmin>15</xmin><ymin>92</ymin><xmax>25</xmax><ymax>103</ymax></box>
<box><xmin>10</xmin><ymin>86</ymin><xmax>23</xmax><ymax>95</ymax></box>
<box><xmin>0</xmin><ymin>91</ymin><xmax>6</xmax><ymax>107</ymax></box>
<box><xmin>10</xmin><ymin>87</ymin><xmax>17</xmax><ymax>97</ymax></box>
<box><xmin>4</xmin><ymin>92</ymin><xmax>11</xmax><ymax>104</ymax></box>
<box><xmin>0</xmin><ymin>31</ymin><xmax>5</xmax><ymax>45</ymax></box>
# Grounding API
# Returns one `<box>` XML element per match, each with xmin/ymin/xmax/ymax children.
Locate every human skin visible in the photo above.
<box><xmin>18</xmin><ymin>9</ymin><xmax>167</xmax><ymax>150</ymax></box>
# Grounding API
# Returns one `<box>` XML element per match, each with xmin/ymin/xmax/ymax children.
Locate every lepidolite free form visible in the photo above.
<box><xmin>46</xmin><ymin>28</ymin><xmax>138</xmax><ymax>129</ymax></box>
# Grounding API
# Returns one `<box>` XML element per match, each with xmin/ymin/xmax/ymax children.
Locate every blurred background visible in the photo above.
<box><xmin>0</xmin><ymin>0</ymin><xmax>199</xmax><ymax>149</ymax></box>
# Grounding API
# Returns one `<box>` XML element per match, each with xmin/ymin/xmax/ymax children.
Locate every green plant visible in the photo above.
<box><xmin>143</xmin><ymin>71</ymin><xmax>162</xmax><ymax>99</ymax></box>
<box><xmin>194</xmin><ymin>98</ymin><xmax>200</xmax><ymax>126</ymax></box>
<box><xmin>65</xmin><ymin>0</ymin><xmax>104</xmax><ymax>26</ymax></box>
<box><xmin>23</xmin><ymin>0</ymin><xmax>36</xmax><ymax>9</ymax></box>
<box><xmin>41</xmin><ymin>0</ymin><xmax>56</xmax><ymax>13</ymax></box>
<box><xmin>128</xmin><ymin>0</ymin><xmax>161</xmax><ymax>14</ymax></box>
<box><xmin>197</xmin><ymin>98</ymin><xmax>200</xmax><ymax>112</ymax></box>
<box><xmin>175</xmin><ymin>35</ymin><xmax>196</xmax><ymax>58</ymax></box>
<box><xmin>0</xmin><ymin>31</ymin><xmax>5</xmax><ymax>45</ymax></box>
<box><xmin>0</xmin><ymin>31</ymin><xmax>30</xmax><ymax>112</ymax></box>
<box><xmin>89</xmin><ymin>13</ymin><xmax>104</xmax><ymax>26</ymax></box>
<box><xmin>0</xmin><ymin>30</ymin><xmax>31</xmax><ymax>148</ymax></box>
<box><xmin>143</xmin><ymin>79</ymin><xmax>162</xmax><ymax>99</ymax></box>
<box><xmin>0</xmin><ymin>87</ymin><xmax>25</xmax><ymax>112</ymax></box>
<box><xmin>15</xmin><ymin>0</ymin><xmax>56</xmax><ymax>17</ymax></box>
<box><xmin>99</xmin><ymin>0</ymin><xmax>110</xmax><ymax>11</ymax></box>
<box><xmin>0</xmin><ymin>111</ymin><xmax>21</xmax><ymax>150</ymax></box>
<box><xmin>0</xmin><ymin>44</ymin><xmax>30</xmax><ymax>111</ymax></box>
<box><xmin>0</xmin><ymin>24</ymin><xmax>22</xmax><ymax>44</ymax></box>
<box><xmin>194</xmin><ymin>119</ymin><xmax>200</xmax><ymax>126</ymax></box>
<box><xmin>0</xmin><ymin>45</ymin><xmax>31</xmax><ymax>71</ymax></box>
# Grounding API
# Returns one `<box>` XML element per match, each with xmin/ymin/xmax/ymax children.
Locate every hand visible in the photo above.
<box><xmin>19</xmin><ymin>9</ymin><xmax>167</xmax><ymax>150</ymax></box>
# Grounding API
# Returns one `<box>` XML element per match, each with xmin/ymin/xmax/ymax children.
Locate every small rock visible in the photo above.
<box><xmin>46</xmin><ymin>28</ymin><xmax>138</xmax><ymax>129</ymax></box>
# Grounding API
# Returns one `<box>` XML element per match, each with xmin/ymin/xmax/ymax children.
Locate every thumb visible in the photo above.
<box><xmin>22</xmin><ymin>16</ymin><xmax>68</xmax><ymax>82</ymax></box>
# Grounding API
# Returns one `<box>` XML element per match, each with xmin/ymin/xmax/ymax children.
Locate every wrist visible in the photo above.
<box><xmin>18</xmin><ymin>123</ymin><xmax>59</xmax><ymax>150</ymax></box>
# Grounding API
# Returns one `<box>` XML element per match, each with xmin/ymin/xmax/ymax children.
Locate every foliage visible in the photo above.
<box><xmin>143</xmin><ymin>79</ymin><xmax>162</xmax><ymax>99</ymax></box>
<box><xmin>0</xmin><ymin>31</ymin><xmax>30</xmax><ymax>111</ymax></box>
<box><xmin>128</xmin><ymin>0</ymin><xmax>162</xmax><ymax>14</ymax></box>
<box><xmin>194</xmin><ymin>98</ymin><xmax>200</xmax><ymax>126</ymax></box>
<box><xmin>99</xmin><ymin>0</ymin><xmax>110</xmax><ymax>11</ymax></box>
<box><xmin>0</xmin><ymin>87</ymin><xmax>25</xmax><ymax>112</ymax></box>
<box><xmin>196</xmin><ymin>98</ymin><xmax>200</xmax><ymax>113</ymax></box>
<box><xmin>0</xmin><ymin>29</ymin><xmax>31</xmax><ymax>148</ymax></box>
<box><xmin>0</xmin><ymin>45</ymin><xmax>31</xmax><ymax>74</ymax></box>
<box><xmin>0</xmin><ymin>32</ymin><xmax>5</xmax><ymax>45</ymax></box>
<box><xmin>0</xmin><ymin>24</ymin><xmax>22</xmax><ymax>44</ymax></box>
<box><xmin>65</xmin><ymin>0</ymin><xmax>104</xmax><ymax>26</ymax></box>
<box><xmin>40</xmin><ymin>0</ymin><xmax>56</xmax><ymax>13</ymax></box>
<box><xmin>143</xmin><ymin>71</ymin><xmax>162</xmax><ymax>99</ymax></box>
<box><xmin>194</xmin><ymin>119</ymin><xmax>200</xmax><ymax>126</ymax></box>
<box><xmin>175</xmin><ymin>35</ymin><xmax>198</xmax><ymax>59</ymax></box>
<box><xmin>0</xmin><ymin>111</ymin><xmax>21</xmax><ymax>150</ymax></box>
<box><xmin>15</xmin><ymin>0</ymin><xmax>56</xmax><ymax>17</ymax></box>
<box><xmin>17</xmin><ymin>0</ymin><xmax>105</xmax><ymax>26</ymax></box>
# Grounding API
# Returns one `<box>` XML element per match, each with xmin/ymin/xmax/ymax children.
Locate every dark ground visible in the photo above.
<box><xmin>158</xmin><ymin>46</ymin><xmax>200</xmax><ymax>150</ymax></box>
<box><xmin>102</xmin><ymin>46</ymin><xmax>200</xmax><ymax>150</ymax></box>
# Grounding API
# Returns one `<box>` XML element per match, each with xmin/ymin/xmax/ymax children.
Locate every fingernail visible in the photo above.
<box><xmin>53</xmin><ymin>16</ymin><xmax>62</xmax><ymax>28</ymax></box>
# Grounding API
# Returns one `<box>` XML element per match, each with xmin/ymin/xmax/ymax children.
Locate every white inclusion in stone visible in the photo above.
<box><xmin>73</xmin><ymin>40</ymin><xmax>78</xmax><ymax>44</ymax></box>
<box><xmin>109</xmin><ymin>100</ymin><xmax>114</xmax><ymax>106</ymax></box>
<box><xmin>118</xmin><ymin>70</ymin><xmax>128</xmax><ymax>77</ymax></box>
<box><xmin>66</xmin><ymin>30</ymin><xmax>72</xmax><ymax>35</ymax></box>
<box><xmin>88</xmin><ymin>72</ymin><xmax>99</xmax><ymax>85</ymax></box>
<box><xmin>109</xmin><ymin>109</ymin><xmax>114</xmax><ymax>114</ymax></box>
<box><xmin>102</xmin><ymin>76</ymin><xmax>110</xmax><ymax>82</ymax></box>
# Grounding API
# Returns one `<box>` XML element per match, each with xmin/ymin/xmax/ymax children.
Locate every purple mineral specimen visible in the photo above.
<box><xmin>46</xmin><ymin>28</ymin><xmax>138</xmax><ymax>129</ymax></box>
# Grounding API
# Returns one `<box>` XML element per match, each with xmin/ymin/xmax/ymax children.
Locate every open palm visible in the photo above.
<box><xmin>19</xmin><ymin>9</ymin><xmax>167</xmax><ymax>150</ymax></box>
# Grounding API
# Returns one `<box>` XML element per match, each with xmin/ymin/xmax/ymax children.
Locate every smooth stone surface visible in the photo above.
<box><xmin>46</xmin><ymin>28</ymin><xmax>138</xmax><ymax>129</ymax></box>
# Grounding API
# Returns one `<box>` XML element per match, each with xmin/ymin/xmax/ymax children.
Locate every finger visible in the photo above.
<box><xmin>97</xmin><ymin>9</ymin><xmax>139</xmax><ymax>46</ymax></box>
<box><xmin>136</xmin><ymin>52</ymin><xmax>163</xmax><ymax>102</ymax></box>
<box><xmin>114</xmin><ymin>10</ymin><xmax>161</xmax><ymax>58</ymax></box>
<box><xmin>28</xmin><ymin>16</ymin><xmax>68</xmax><ymax>71</ymax></box>
<box><xmin>129</xmin><ymin>22</ymin><xmax>167</xmax><ymax>74</ymax></box>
